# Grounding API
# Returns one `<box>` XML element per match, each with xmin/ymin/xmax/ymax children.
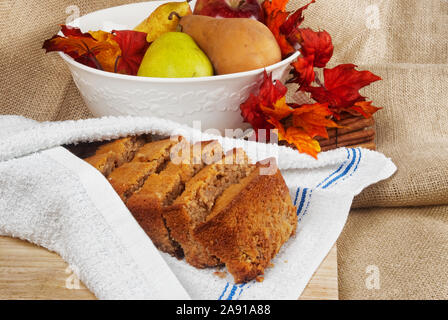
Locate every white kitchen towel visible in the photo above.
<box><xmin>0</xmin><ymin>115</ymin><xmax>396</xmax><ymax>299</ymax></box>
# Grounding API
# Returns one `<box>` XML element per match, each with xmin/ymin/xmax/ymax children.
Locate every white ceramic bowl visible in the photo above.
<box><xmin>61</xmin><ymin>1</ymin><xmax>300</xmax><ymax>132</ymax></box>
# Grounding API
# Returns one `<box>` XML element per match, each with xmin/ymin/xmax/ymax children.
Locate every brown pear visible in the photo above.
<box><xmin>179</xmin><ymin>15</ymin><xmax>282</xmax><ymax>75</ymax></box>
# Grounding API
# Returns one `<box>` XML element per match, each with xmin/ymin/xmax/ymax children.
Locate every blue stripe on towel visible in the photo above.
<box><xmin>316</xmin><ymin>148</ymin><xmax>351</xmax><ymax>188</ymax></box>
<box><xmin>330</xmin><ymin>148</ymin><xmax>362</xmax><ymax>188</ymax></box>
<box><xmin>219</xmin><ymin>282</ymin><xmax>248</xmax><ymax>301</ymax></box>
<box><xmin>353</xmin><ymin>148</ymin><xmax>362</xmax><ymax>174</ymax></box>
<box><xmin>321</xmin><ymin>148</ymin><xmax>357</xmax><ymax>189</ymax></box>
<box><xmin>296</xmin><ymin>188</ymin><xmax>308</xmax><ymax>216</ymax></box>
<box><xmin>293</xmin><ymin>186</ymin><xmax>301</xmax><ymax>206</ymax></box>
<box><xmin>300</xmin><ymin>189</ymin><xmax>313</xmax><ymax>218</ymax></box>
<box><xmin>226</xmin><ymin>284</ymin><xmax>239</xmax><ymax>300</ymax></box>
<box><xmin>218</xmin><ymin>282</ymin><xmax>229</xmax><ymax>300</ymax></box>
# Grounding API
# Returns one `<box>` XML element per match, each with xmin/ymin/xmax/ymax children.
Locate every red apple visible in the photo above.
<box><xmin>193</xmin><ymin>0</ymin><xmax>264</xmax><ymax>22</ymax></box>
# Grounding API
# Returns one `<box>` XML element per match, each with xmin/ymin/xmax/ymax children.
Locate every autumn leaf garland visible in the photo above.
<box><xmin>240</xmin><ymin>0</ymin><xmax>382</xmax><ymax>158</ymax></box>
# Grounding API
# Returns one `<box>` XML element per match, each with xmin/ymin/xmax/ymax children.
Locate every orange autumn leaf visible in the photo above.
<box><xmin>283</xmin><ymin>126</ymin><xmax>321</xmax><ymax>159</ymax></box>
<box><xmin>347</xmin><ymin>101</ymin><xmax>382</xmax><ymax>118</ymax></box>
<box><xmin>269</xmin><ymin>117</ymin><xmax>320</xmax><ymax>158</ymax></box>
<box><xmin>241</xmin><ymin>71</ymin><xmax>340</xmax><ymax>158</ymax></box>
<box><xmin>43</xmin><ymin>25</ymin><xmax>118</xmax><ymax>70</ymax></box>
<box><xmin>260</xmin><ymin>96</ymin><xmax>293</xmax><ymax>120</ymax></box>
<box><xmin>292</xmin><ymin>102</ymin><xmax>340</xmax><ymax>139</ymax></box>
<box><xmin>262</xmin><ymin>0</ymin><xmax>295</xmax><ymax>57</ymax></box>
<box><xmin>88</xmin><ymin>30</ymin><xmax>121</xmax><ymax>72</ymax></box>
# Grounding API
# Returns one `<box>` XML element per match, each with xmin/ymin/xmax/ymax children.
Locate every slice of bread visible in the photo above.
<box><xmin>164</xmin><ymin>148</ymin><xmax>254</xmax><ymax>268</ymax></box>
<box><xmin>107</xmin><ymin>162</ymin><xmax>159</xmax><ymax>202</ymax></box>
<box><xmin>84</xmin><ymin>136</ymin><xmax>147</xmax><ymax>175</ymax></box>
<box><xmin>83</xmin><ymin>151</ymin><xmax>117</xmax><ymax>176</ymax></box>
<box><xmin>193</xmin><ymin>160</ymin><xmax>297</xmax><ymax>283</ymax></box>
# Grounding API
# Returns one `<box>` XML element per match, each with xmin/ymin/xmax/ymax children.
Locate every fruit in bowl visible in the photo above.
<box><xmin>41</xmin><ymin>1</ymin><xmax>300</xmax><ymax>132</ymax></box>
<box><xmin>134</xmin><ymin>0</ymin><xmax>192</xmax><ymax>43</ymax></box>
<box><xmin>43</xmin><ymin>0</ymin><xmax>287</xmax><ymax>78</ymax></box>
<box><xmin>178</xmin><ymin>15</ymin><xmax>280</xmax><ymax>74</ymax></box>
<box><xmin>193</xmin><ymin>0</ymin><xmax>264</xmax><ymax>22</ymax></box>
<box><xmin>137</xmin><ymin>32</ymin><xmax>213</xmax><ymax>78</ymax></box>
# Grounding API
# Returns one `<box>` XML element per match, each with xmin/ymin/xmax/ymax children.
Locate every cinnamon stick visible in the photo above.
<box><xmin>320</xmin><ymin>136</ymin><xmax>375</xmax><ymax>151</ymax></box>
<box><xmin>317</xmin><ymin>128</ymin><xmax>375</xmax><ymax>147</ymax></box>
<box><xmin>350</xmin><ymin>141</ymin><xmax>376</xmax><ymax>150</ymax></box>
<box><xmin>325</xmin><ymin>117</ymin><xmax>374</xmax><ymax>138</ymax></box>
<box><xmin>335</xmin><ymin>115</ymin><xmax>366</xmax><ymax>126</ymax></box>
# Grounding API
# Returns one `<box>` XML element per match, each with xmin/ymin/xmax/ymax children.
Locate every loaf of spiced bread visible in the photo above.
<box><xmin>79</xmin><ymin>135</ymin><xmax>297</xmax><ymax>283</ymax></box>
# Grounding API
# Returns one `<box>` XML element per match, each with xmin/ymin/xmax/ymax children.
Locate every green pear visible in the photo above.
<box><xmin>137</xmin><ymin>32</ymin><xmax>214</xmax><ymax>78</ymax></box>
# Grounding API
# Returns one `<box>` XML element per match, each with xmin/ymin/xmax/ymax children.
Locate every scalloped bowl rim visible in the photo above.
<box><xmin>58</xmin><ymin>1</ymin><xmax>300</xmax><ymax>83</ymax></box>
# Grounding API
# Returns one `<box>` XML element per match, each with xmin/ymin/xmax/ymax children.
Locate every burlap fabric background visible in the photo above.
<box><xmin>1</xmin><ymin>0</ymin><xmax>447</xmax><ymax>299</ymax></box>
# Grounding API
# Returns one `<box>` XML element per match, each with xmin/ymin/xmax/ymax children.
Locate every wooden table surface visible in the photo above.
<box><xmin>0</xmin><ymin>236</ymin><xmax>338</xmax><ymax>300</ymax></box>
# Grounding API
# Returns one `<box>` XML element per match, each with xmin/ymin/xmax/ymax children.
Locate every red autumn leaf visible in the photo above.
<box><xmin>43</xmin><ymin>26</ymin><xmax>149</xmax><ymax>75</ymax></box>
<box><xmin>240</xmin><ymin>93</ymin><xmax>274</xmax><ymax>136</ymax></box>
<box><xmin>306</xmin><ymin>64</ymin><xmax>382</xmax><ymax>114</ymax></box>
<box><xmin>279</xmin><ymin>0</ymin><xmax>315</xmax><ymax>37</ymax></box>
<box><xmin>258</xmin><ymin>70</ymin><xmax>288</xmax><ymax>107</ymax></box>
<box><xmin>112</xmin><ymin>30</ymin><xmax>150</xmax><ymax>76</ymax></box>
<box><xmin>289</xmin><ymin>53</ymin><xmax>315</xmax><ymax>89</ymax></box>
<box><xmin>240</xmin><ymin>71</ymin><xmax>288</xmax><ymax>138</ymax></box>
<box><xmin>291</xmin><ymin>102</ymin><xmax>339</xmax><ymax>139</ymax></box>
<box><xmin>297</xmin><ymin>28</ymin><xmax>333</xmax><ymax>68</ymax></box>
<box><xmin>262</xmin><ymin>0</ymin><xmax>315</xmax><ymax>58</ymax></box>
<box><xmin>287</xmin><ymin>28</ymin><xmax>334</xmax><ymax>90</ymax></box>
<box><xmin>346</xmin><ymin>101</ymin><xmax>382</xmax><ymax>118</ymax></box>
